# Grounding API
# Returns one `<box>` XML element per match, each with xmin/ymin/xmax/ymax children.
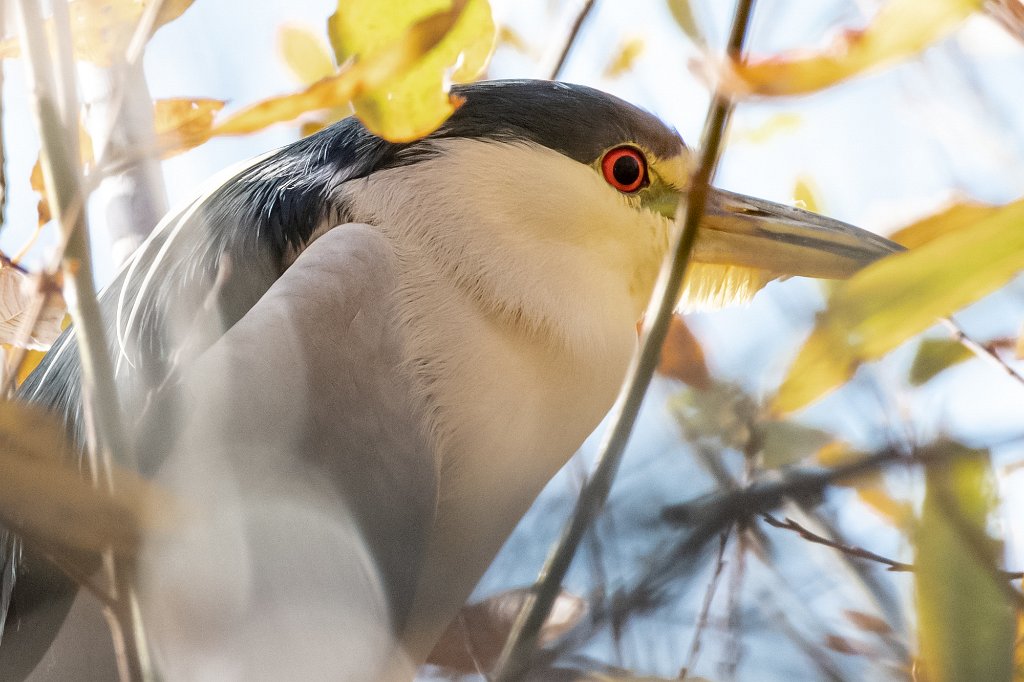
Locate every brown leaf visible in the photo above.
<box><xmin>657</xmin><ymin>315</ymin><xmax>711</xmax><ymax>389</ymax></box>
<box><xmin>845</xmin><ymin>609</ymin><xmax>893</xmax><ymax>636</ymax></box>
<box><xmin>427</xmin><ymin>587</ymin><xmax>585</xmax><ymax>673</ymax></box>
<box><xmin>0</xmin><ymin>401</ymin><xmax>178</xmax><ymax>558</ymax></box>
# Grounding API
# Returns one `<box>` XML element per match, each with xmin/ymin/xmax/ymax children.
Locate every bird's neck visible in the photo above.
<box><xmin>385</xmin><ymin>232</ymin><xmax>639</xmax><ymax>661</ymax></box>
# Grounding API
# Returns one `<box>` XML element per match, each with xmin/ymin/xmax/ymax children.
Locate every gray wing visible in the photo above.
<box><xmin>8</xmin><ymin>225</ymin><xmax>435</xmax><ymax>680</ymax></box>
<box><xmin>141</xmin><ymin>223</ymin><xmax>434</xmax><ymax>679</ymax></box>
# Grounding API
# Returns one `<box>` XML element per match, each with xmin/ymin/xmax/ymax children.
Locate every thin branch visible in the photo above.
<box><xmin>491</xmin><ymin>3</ymin><xmax>758</xmax><ymax>678</ymax></box>
<box><xmin>680</xmin><ymin>530</ymin><xmax>730</xmax><ymax>678</ymax></box>
<box><xmin>546</xmin><ymin>0</ymin><xmax>597</xmax><ymax>80</ymax></box>
<box><xmin>761</xmin><ymin>514</ymin><xmax>916</xmax><ymax>574</ymax></box>
<box><xmin>13</xmin><ymin>1</ymin><xmax>151</xmax><ymax>679</ymax></box>
<box><xmin>942</xmin><ymin>317</ymin><xmax>1024</xmax><ymax>389</ymax></box>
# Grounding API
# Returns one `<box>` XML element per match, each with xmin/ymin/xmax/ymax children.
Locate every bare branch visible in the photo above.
<box><xmin>545</xmin><ymin>0</ymin><xmax>597</xmax><ymax>80</ymax></box>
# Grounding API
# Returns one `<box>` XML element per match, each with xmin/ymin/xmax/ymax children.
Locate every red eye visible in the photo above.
<box><xmin>601</xmin><ymin>146</ymin><xmax>647</xmax><ymax>193</ymax></box>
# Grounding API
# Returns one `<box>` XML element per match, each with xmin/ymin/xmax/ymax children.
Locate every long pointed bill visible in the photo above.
<box><xmin>690</xmin><ymin>188</ymin><xmax>901</xmax><ymax>279</ymax></box>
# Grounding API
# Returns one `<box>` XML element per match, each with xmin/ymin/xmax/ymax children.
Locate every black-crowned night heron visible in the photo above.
<box><xmin>0</xmin><ymin>80</ymin><xmax>895</xmax><ymax>679</ymax></box>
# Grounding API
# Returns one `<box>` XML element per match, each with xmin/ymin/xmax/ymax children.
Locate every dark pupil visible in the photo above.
<box><xmin>612</xmin><ymin>155</ymin><xmax>641</xmax><ymax>186</ymax></box>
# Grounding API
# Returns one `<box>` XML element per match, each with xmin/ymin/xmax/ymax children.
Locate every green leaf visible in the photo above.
<box><xmin>758</xmin><ymin>420</ymin><xmax>833</xmax><ymax>469</ymax></box>
<box><xmin>915</xmin><ymin>444</ymin><xmax>1014</xmax><ymax>682</ymax></box>
<box><xmin>909</xmin><ymin>338</ymin><xmax>974</xmax><ymax>385</ymax></box>
<box><xmin>327</xmin><ymin>0</ymin><xmax>495</xmax><ymax>142</ymax></box>
<box><xmin>774</xmin><ymin>196</ymin><xmax>1024</xmax><ymax>412</ymax></box>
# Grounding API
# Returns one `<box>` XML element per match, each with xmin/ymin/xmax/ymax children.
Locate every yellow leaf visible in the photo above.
<box><xmin>915</xmin><ymin>445</ymin><xmax>1014</xmax><ymax>682</ymax></box>
<box><xmin>729</xmin><ymin>113</ymin><xmax>802</xmax><ymax>145</ymax></box>
<box><xmin>667</xmin><ymin>0</ymin><xmax>706</xmax><ymax>47</ymax></box>
<box><xmin>278</xmin><ymin>24</ymin><xmax>337</xmax><ymax>85</ymax></box>
<box><xmin>857</xmin><ymin>485</ymin><xmax>912</xmax><ymax>524</ymax></box>
<box><xmin>603</xmin><ymin>37</ymin><xmax>645</xmax><ymax>78</ymax></box>
<box><xmin>496</xmin><ymin>25</ymin><xmax>531</xmax><ymax>55</ymax></box>
<box><xmin>793</xmin><ymin>175</ymin><xmax>821</xmax><ymax>214</ymax></box>
<box><xmin>3</xmin><ymin>347</ymin><xmax>48</xmax><ymax>387</ymax></box>
<box><xmin>327</xmin><ymin>0</ymin><xmax>495</xmax><ymax>142</ymax></box>
<box><xmin>210</xmin><ymin>74</ymin><xmax>357</xmax><ymax>137</ymax></box>
<box><xmin>890</xmin><ymin>200</ymin><xmax>1005</xmax><ymax>249</ymax></box>
<box><xmin>774</xmin><ymin>196</ymin><xmax>1024</xmax><ymax>412</ymax></box>
<box><xmin>0</xmin><ymin>0</ymin><xmax>197</xmax><ymax>67</ymax></box>
<box><xmin>153</xmin><ymin>97</ymin><xmax>225</xmax><ymax>156</ymax></box>
<box><xmin>726</xmin><ymin>0</ymin><xmax>982</xmax><ymax>96</ymax></box>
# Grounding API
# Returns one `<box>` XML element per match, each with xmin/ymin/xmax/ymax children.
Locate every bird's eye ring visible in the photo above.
<box><xmin>601</xmin><ymin>146</ymin><xmax>647</xmax><ymax>193</ymax></box>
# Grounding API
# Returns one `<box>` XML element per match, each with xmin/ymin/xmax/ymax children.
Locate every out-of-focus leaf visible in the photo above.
<box><xmin>496</xmin><ymin>25</ymin><xmax>531</xmax><ymax>54</ymax></box>
<box><xmin>725</xmin><ymin>0</ymin><xmax>982</xmax><ymax>96</ymax></box>
<box><xmin>0</xmin><ymin>266</ymin><xmax>67</xmax><ymax>349</ymax></box>
<box><xmin>825</xmin><ymin>634</ymin><xmax>870</xmax><ymax>655</ymax></box>
<box><xmin>729</xmin><ymin>113</ymin><xmax>802</xmax><ymax>145</ymax></box>
<box><xmin>816</xmin><ymin>440</ymin><xmax>865</xmax><ymax>468</ymax></box>
<box><xmin>758</xmin><ymin>420</ymin><xmax>833</xmax><ymax>469</ymax></box>
<box><xmin>427</xmin><ymin>587</ymin><xmax>584</xmax><ymax>673</ymax></box>
<box><xmin>671</xmin><ymin>382</ymin><xmax>758</xmax><ymax>453</ymax></box>
<box><xmin>603</xmin><ymin>37</ymin><xmax>645</xmax><ymax>78</ymax></box>
<box><xmin>845</xmin><ymin>609</ymin><xmax>893</xmax><ymax>636</ymax></box>
<box><xmin>909</xmin><ymin>338</ymin><xmax>974</xmax><ymax>385</ymax></box>
<box><xmin>793</xmin><ymin>175</ymin><xmax>820</xmax><ymax>214</ymax></box>
<box><xmin>209</xmin><ymin>74</ymin><xmax>357</xmax><ymax>136</ymax></box>
<box><xmin>985</xmin><ymin>0</ymin><xmax>1024</xmax><ymax>41</ymax></box>
<box><xmin>4</xmin><ymin>347</ymin><xmax>48</xmax><ymax>386</ymax></box>
<box><xmin>667</xmin><ymin>0</ymin><xmax>706</xmax><ymax>47</ymax></box>
<box><xmin>0</xmin><ymin>0</ymin><xmax>196</xmax><ymax>66</ymax></box>
<box><xmin>857</xmin><ymin>486</ymin><xmax>913</xmax><ymax>524</ymax></box>
<box><xmin>774</xmin><ymin>196</ymin><xmax>1024</xmax><ymax>413</ymax></box>
<box><xmin>30</xmin><ymin>120</ymin><xmax>95</xmax><ymax>226</ymax></box>
<box><xmin>915</xmin><ymin>444</ymin><xmax>1014</xmax><ymax>682</ymax></box>
<box><xmin>279</xmin><ymin>24</ymin><xmax>337</xmax><ymax>85</ymax></box>
<box><xmin>890</xmin><ymin>200</ymin><xmax>1005</xmax><ymax>249</ymax></box>
<box><xmin>154</xmin><ymin>98</ymin><xmax>225</xmax><ymax>156</ymax></box>
<box><xmin>327</xmin><ymin>0</ymin><xmax>495</xmax><ymax>141</ymax></box>
<box><xmin>656</xmin><ymin>314</ymin><xmax>711</xmax><ymax>389</ymax></box>
<box><xmin>0</xmin><ymin>401</ymin><xmax>177</xmax><ymax>557</ymax></box>
<box><xmin>212</xmin><ymin>0</ymin><xmax>494</xmax><ymax>140</ymax></box>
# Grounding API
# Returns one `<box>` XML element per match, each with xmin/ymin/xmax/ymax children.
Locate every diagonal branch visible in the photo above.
<box><xmin>492</xmin><ymin>2</ymin><xmax>759</xmax><ymax>678</ymax></box>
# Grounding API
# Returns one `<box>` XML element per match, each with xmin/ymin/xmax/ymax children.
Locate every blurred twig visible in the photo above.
<box><xmin>491</xmin><ymin>2</ymin><xmax>758</xmax><ymax>678</ymax></box>
<box><xmin>942</xmin><ymin>317</ymin><xmax>1024</xmax><ymax>388</ymax></box>
<box><xmin>545</xmin><ymin>0</ymin><xmax>597</xmax><ymax>79</ymax></box>
<box><xmin>13</xmin><ymin>0</ymin><xmax>151</xmax><ymax>679</ymax></box>
<box><xmin>680</xmin><ymin>530</ymin><xmax>730</xmax><ymax>678</ymax></box>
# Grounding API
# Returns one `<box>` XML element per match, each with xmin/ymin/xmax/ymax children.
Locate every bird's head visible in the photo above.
<box><xmin>337</xmin><ymin>80</ymin><xmax>896</xmax><ymax>352</ymax></box>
